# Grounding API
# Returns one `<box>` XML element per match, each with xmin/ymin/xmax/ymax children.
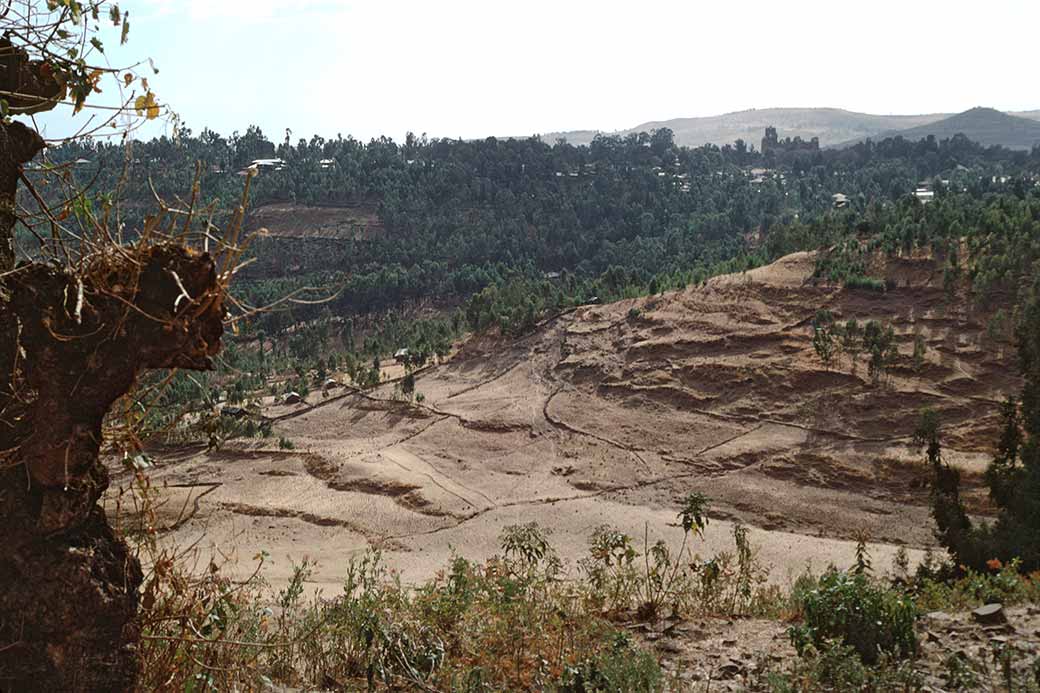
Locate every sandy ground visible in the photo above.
<box><xmin>108</xmin><ymin>251</ymin><xmax>1016</xmax><ymax>593</ymax></box>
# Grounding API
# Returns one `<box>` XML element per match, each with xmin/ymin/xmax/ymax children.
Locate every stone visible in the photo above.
<box><xmin>716</xmin><ymin>660</ymin><xmax>744</xmax><ymax>680</ymax></box>
<box><xmin>658</xmin><ymin>638</ymin><xmax>683</xmax><ymax>654</ymax></box>
<box><xmin>972</xmin><ymin>603</ymin><xmax>1006</xmax><ymax>626</ymax></box>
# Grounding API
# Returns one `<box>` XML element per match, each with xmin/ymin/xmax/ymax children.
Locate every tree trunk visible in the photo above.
<box><xmin>0</xmin><ymin>243</ymin><xmax>226</xmax><ymax>691</ymax></box>
<box><xmin>0</xmin><ymin>120</ymin><xmax>44</xmax><ymax>271</ymax></box>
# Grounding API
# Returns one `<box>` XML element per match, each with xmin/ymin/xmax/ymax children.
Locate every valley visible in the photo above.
<box><xmin>5</xmin><ymin>2</ymin><xmax>1040</xmax><ymax>689</ymax></box>
<box><xmin>116</xmin><ymin>251</ymin><xmax>1012</xmax><ymax>591</ymax></box>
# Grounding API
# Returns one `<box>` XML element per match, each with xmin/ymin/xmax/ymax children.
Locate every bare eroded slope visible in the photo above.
<box><xmin>117</xmin><ymin>251</ymin><xmax>1016</xmax><ymax>590</ymax></box>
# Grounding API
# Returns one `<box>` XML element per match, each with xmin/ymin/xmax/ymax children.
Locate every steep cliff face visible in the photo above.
<box><xmin>0</xmin><ymin>245</ymin><xmax>225</xmax><ymax>691</ymax></box>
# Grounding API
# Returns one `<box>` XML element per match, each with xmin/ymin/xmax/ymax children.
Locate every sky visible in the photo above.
<box><xmin>32</xmin><ymin>0</ymin><xmax>1040</xmax><ymax>143</ymax></box>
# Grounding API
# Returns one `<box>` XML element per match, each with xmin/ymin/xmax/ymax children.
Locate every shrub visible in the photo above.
<box><xmin>636</xmin><ymin>492</ymin><xmax>710</xmax><ymax>619</ymax></box>
<box><xmin>768</xmin><ymin>641</ymin><xmax>924</xmax><ymax>692</ymax></box>
<box><xmin>136</xmin><ymin>527</ymin><xmax>666</xmax><ymax>691</ymax></box>
<box><xmin>788</xmin><ymin>569</ymin><xmax>917</xmax><ymax>664</ymax></box>
<box><xmin>912</xmin><ymin>333</ymin><xmax>927</xmax><ymax>372</ymax></box>
<box><xmin>845</xmin><ymin>275</ymin><xmax>887</xmax><ymax>293</ymax></box>
<box><xmin>580</xmin><ymin>525</ymin><xmax>640</xmax><ymax>616</ymax></box>
<box><xmin>811</xmin><ymin>310</ymin><xmax>840</xmax><ymax>370</ymax></box>
<box><xmin>557</xmin><ymin>631</ymin><xmax>662</xmax><ymax>693</ymax></box>
<box><xmin>913</xmin><ymin>559</ymin><xmax>1040</xmax><ymax>612</ymax></box>
<box><xmin>863</xmin><ymin>320</ymin><xmax>897</xmax><ymax>384</ymax></box>
<box><xmin>500</xmin><ymin>521</ymin><xmax>560</xmax><ymax>582</ymax></box>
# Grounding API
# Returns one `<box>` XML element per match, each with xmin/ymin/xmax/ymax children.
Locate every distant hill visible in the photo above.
<box><xmin>835</xmin><ymin>107</ymin><xmax>1040</xmax><ymax>150</ymax></box>
<box><xmin>536</xmin><ymin>107</ymin><xmax>1040</xmax><ymax>149</ymax></box>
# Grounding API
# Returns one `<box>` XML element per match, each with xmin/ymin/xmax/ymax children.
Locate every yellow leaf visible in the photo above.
<box><xmin>134</xmin><ymin>91</ymin><xmax>160</xmax><ymax>120</ymax></box>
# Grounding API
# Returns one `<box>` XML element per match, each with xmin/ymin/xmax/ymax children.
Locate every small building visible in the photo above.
<box><xmin>221</xmin><ymin>406</ymin><xmax>248</xmax><ymax>419</ymax></box>
<box><xmin>394</xmin><ymin>348</ymin><xmax>410</xmax><ymax>364</ymax></box>
<box><xmin>832</xmin><ymin>193</ymin><xmax>849</xmax><ymax>209</ymax></box>
<box><xmin>913</xmin><ymin>187</ymin><xmax>935</xmax><ymax>204</ymax></box>
<box><xmin>283</xmin><ymin>392</ymin><xmax>303</xmax><ymax>405</ymax></box>
<box><xmin>238</xmin><ymin>158</ymin><xmax>287</xmax><ymax>176</ymax></box>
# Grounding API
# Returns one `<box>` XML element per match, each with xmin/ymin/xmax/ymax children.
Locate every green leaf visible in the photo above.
<box><xmin>120</xmin><ymin>11</ymin><xmax>130</xmax><ymax>44</ymax></box>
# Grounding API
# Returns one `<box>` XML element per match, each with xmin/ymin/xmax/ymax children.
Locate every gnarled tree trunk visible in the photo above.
<box><xmin>0</xmin><ymin>243</ymin><xmax>225</xmax><ymax>691</ymax></box>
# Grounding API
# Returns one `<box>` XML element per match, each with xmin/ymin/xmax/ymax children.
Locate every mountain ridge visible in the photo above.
<box><xmin>535</xmin><ymin>106</ymin><xmax>1040</xmax><ymax>149</ymax></box>
<box><xmin>833</xmin><ymin>107</ymin><xmax>1040</xmax><ymax>150</ymax></box>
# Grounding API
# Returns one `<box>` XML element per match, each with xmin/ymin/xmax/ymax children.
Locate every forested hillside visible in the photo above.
<box><xmin>32</xmin><ymin>126</ymin><xmax>1040</xmax><ymax>434</ymax></box>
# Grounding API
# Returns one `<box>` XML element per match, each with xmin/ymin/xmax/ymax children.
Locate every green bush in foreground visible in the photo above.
<box><xmin>789</xmin><ymin>568</ymin><xmax>917</xmax><ymax>665</ymax></box>
<box><xmin>767</xmin><ymin>641</ymin><xmax>924</xmax><ymax>692</ymax></box>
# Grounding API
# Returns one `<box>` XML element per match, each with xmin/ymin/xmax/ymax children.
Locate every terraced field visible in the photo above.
<box><xmin>114</xmin><ymin>252</ymin><xmax>1016</xmax><ymax>590</ymax></box>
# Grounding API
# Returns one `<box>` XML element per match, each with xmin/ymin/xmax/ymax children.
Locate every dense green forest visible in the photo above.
<box><xmin>41</xmin><ymin>127</ymin><xmax>1040</xmax><ymax>334</ymax></box>
<box><xmin>32</xmin><ymin>127</ymin><xmax>1040</xmax><ymax>435</ymax></box>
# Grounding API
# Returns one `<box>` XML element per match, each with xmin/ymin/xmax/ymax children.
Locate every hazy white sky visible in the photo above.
<box><xmin>36</xmin><ymin>0</ymin><xmax>1040</xmax><ymax>142</ymax></box>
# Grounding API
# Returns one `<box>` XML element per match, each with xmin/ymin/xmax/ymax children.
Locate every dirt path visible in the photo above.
<box><xmin>381</xmin><ymin>445</ymin><xmax>496</xmax><ymax>509</ymax></box>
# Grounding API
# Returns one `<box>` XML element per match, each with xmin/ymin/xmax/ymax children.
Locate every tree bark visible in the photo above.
<box><xmin>0</xmin><ymin>120</ymin><xmax>44</xmax><ymax>271</ymax></box>
<box><xmin>0</xmin><ymin>244</ymin><xmax>226</xmax><ymax>691</ymax></box>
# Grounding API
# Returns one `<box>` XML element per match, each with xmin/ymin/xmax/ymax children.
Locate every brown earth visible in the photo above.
<box><xmin>248</xmin><ymin>202</ymin><xmax>384</xmax><ymax>240</ymax></box>
<box><xmin>237</xmin><ymin>202</ymin><xmax>384</xmax><ymax>279</ymax></box>
<box><xmin>641</xmin><ymin>603</ymin><xmax>1040</xmax><ymax>690</ymax></box>
<box><xmin>109</xmin><ymin>251</ymin><xmax>1017</xmax><ymax>593</ymax></box>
